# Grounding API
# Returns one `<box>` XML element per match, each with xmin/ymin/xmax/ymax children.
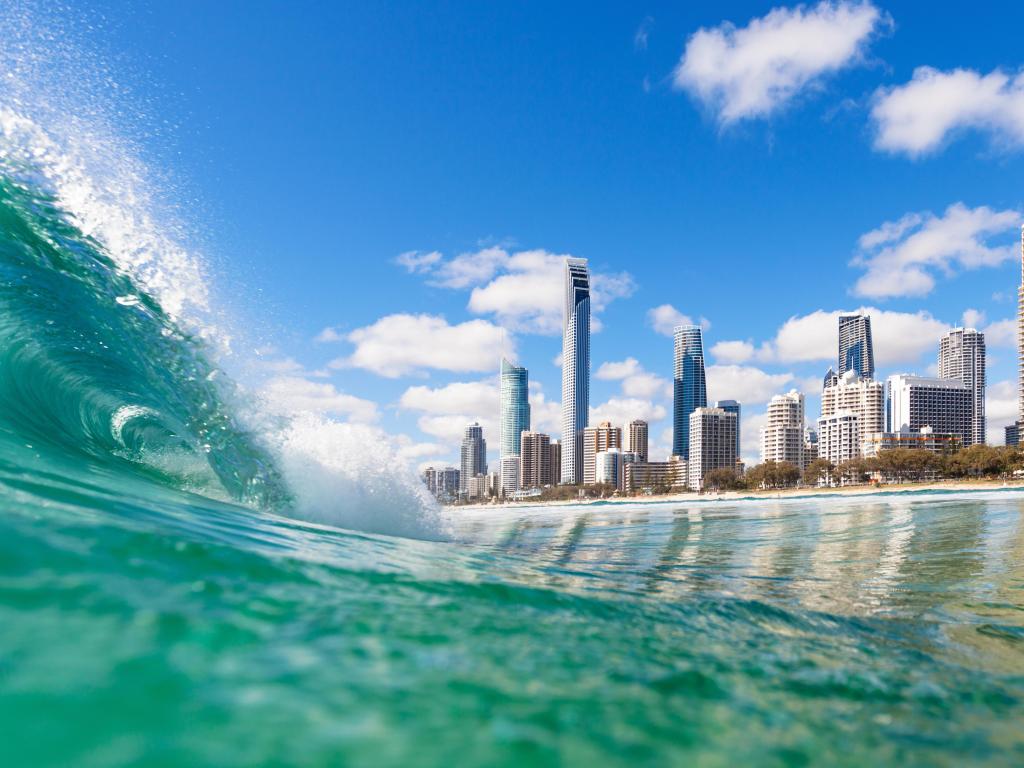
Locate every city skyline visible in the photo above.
<box><xmin>104</xmin><ymin>2</ymin><xmax>1024</xmax><ymax>472</ymax></box>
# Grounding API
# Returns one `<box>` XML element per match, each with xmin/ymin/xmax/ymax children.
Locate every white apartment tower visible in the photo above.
<box><xmin>560</xmin><ymin>259</ymin><xmax>591</xmax><ymax>484</ymax></box>
<box><xmin>820</xmin><ymin>370</ymin><xmax>884</xmax><ymax>456</ymax></box>
<box><xmin>688</xmin><ymin>407</ymin><xmax>739</xmax><ymax>491</ymax></box>
<box><xmin>938</xmin><ymin>328</ymin><xmax>986</xmax><ymax>446</ymax></box>
<box><xmin>760</xmin><ymin>390</ymin><xmax>806</xmax><ymax>468</ymax></box>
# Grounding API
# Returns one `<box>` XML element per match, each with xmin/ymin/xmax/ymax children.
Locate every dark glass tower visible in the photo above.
<box><xmin>838</xmin><ymin>314</ymin><xmax>875</xmax><ymax>380</ymax></box>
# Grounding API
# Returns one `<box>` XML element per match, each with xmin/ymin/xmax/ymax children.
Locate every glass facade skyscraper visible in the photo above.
<box><xmin>499</xmin><ymin>358</ymin><xmax>530</xmax><ymax>460</ymax></box>
<box><xmin>672</xmin><ymin>325</ymin><xmax>707</xmax><ymax>459</ymax></box>
<box><xmin>715</xmin><ymin>399</ymin><xmax>741</xmax><ymax>458</ymax></box>
<box><xmin>838</xmin><ymin>314</ymin><xmax>875</xmax><ymax>380</ymax></box>
<box><xmin>560</xmin><ymin>259</ymin><xmax>591</xmax><ymax>484</ymax></box>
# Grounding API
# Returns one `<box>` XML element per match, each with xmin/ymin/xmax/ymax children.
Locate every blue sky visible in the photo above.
<box><xmin>71</xmin><ymin>1</ymin><xmax>1024</xmax><ymax>465</ymax></box>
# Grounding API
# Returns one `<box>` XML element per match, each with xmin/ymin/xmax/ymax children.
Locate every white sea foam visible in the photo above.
<box><xmin>271</xmin><ymin>414</ymin><xmax>450</xmax><ymax>541</ymax></box>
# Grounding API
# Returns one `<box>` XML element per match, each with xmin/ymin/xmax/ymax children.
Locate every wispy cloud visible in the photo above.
<box><xmin>852</xmin><ymin>203</ymin><xmax>1020</xmax><ymax>298</ymax></box>
<box><xmin>337</xmin><ymin>313</ymin><xmax>509</xmax><ymax>377</ymax></box>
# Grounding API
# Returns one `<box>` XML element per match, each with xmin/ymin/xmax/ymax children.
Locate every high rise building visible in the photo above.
<box><xmin>582</xmin><ymin>421</ymin><xmax>622</xmax><ymax>484</ymax></box>
<box><xmin>1007</xmin><ymin>423</ymin><xmax>1020</xmax><ymax>447</ymax></box>
<box><xmin>421</xmin><ymin>466</ymin><xmax>460</xmax><ymax>503</ymax></box>
<box><xmin>688</xmin><ymin>407</ymin><xmax>738</xmax><ymax>491</ymax></box>
<box><xmin>838</xmin><ymin>314</ymin><xmax>875</xmax><ymax>380</ymax></box>
<box><xmin>459</xmin><ymin>422</ymin><xmax>487</xmax><ymax>496</ymax></box>
<box><xmin>672</xmin><ymin>325</ymin><xmax>708</xmax><ymax>459</ymax></box>
<box><xmin>938</xmin><ymin>328</ymin><xmax>986</xmax><ymax>446</ymax></box>
<box><xmin>886</xmin><ymin>374</ymin><xmax>972</xmax><ymax>444</ymax></box>
<box><xmin>821</xmin><ymin>370</ymin><xmax>884</xmax><ymax>454</ymax></box>
<box><xmin>816</xmin><ymin>412</ymin><xmax>860</xmax><ymax>468</ymax></box>
<box><xmin>499</xmin><ymin>358</ymin><xmax>531</xmax><ymax>460</ymax></box>
<box><xmin>594</xmin><ymin>448</ymin><xmax>622</xmax><ymax>488</ymax></box>
<box><xmin>560</xmin><ymin>259</ymin><xmax>591</xmax><ymax>484</ymax></box>
<box><xmin>1019</xmin><ymin>224</ymin><xmax>1024</xmax><ymax>424</ymax></box>
<box><xmin>625</xmin><ymin>419</ymin><xmax>649</xmax><ymax>462</ymax></box>
<box><xmin>716</xmin><ymin>400</ymin><xmax>741</xmax><ymax>458</ymax></box>
<box><xmin>760</xmin><ymin>390</ymin><xmax>805</xmax><ymax>468</ymax></box>
<box><xmin>499</xmin><ymin>455</ymin><xmax>520</xmax><ymax>497</ymax></box>
<box><xmin>548</xmin><ymin>440</ymin><xmax>561</xmax><ymax>485</ymax></box>
<box><xmin>823</xmin><ymin>367</ymin><xmax>838</xmax><ymax>390</ymax></box>
<box><xmin>519</xmin><ymin>431</ymin><xmax>552</xmax><ymax>489</ymax></box>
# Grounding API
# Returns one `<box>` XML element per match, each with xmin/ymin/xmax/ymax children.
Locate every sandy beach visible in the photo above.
<box><xmin>450</xmin><ymin>478</ymin><xmax>1024</xmax><ymax>511</ymax></box>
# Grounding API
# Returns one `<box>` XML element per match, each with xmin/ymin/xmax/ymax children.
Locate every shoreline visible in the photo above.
<box><xmin>447</xmin><ymin>478</ymin><xmax>1024</xmax><ymax>511</ymax></box>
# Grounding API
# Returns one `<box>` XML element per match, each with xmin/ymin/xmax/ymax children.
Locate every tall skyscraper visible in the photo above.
<box><xmin>625</xmin><ymin>419</ymin><xmax>649</xmax><ymax>462</ymax></box>
<box><xmin>582</xmin><ymin>421</ymin><xmax>622</xmax><ymax>485</ymax></box>
<box><xmin>838</xmin><ymin>314</ymin><xmax>875</xmax><ymax>380</ymax></box>
<box><xmin>499</xmin><ymin>358</ymin><xmax>531</xmax><ymax>459</ymax></box>
<box><xmin>715</xmin><ymin>399</ymin><xmax>741</xmax><ymax>458</ymax></box>
<box><xmin>560</xmin><ymin>259</ymin><xmax>591</xmax><ymax>484</ymax></box>
<box><xmin>938</xmin><ymin>328</ymin><xmax>986</xmax><ymax>446</ymax></box>
<box><xmin>688</xmin><ymin>407</ymin><xmax>738</xmax><ymax>491</ymax></box>
<box><xmin>672</xmin><ymin>325</ymin><xmax>707</xmax><ymax>459</ymax></box>
<box><xmin>1018</xmin><ymin>224</ymin><xmax>1024</xmax><ymax>425</ymax></box>
<box><xmin>459</xmin><ymin>422</ymin><xmax>487</xmax><ymax>496</ymax></box>
<box><xmin>760</xmin><ymin>391</ymin><xmax>805</xmax><ymax>468</ymax></box>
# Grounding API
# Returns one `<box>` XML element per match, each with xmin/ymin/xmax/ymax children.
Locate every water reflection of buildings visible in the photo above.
<box><xmin>454</xmin><ymin>496</ymin><xmax>1022</xmax><ymax>642</ymax></box>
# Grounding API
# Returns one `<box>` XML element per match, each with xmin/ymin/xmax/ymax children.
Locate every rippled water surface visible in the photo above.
<box><xmin>3</xmin><ymin>488</ymin><xmax>1023</xmax><ymax>766</ymax></box>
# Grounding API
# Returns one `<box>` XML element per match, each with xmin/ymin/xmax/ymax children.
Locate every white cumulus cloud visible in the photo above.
<box><xmin>710</xmin><ymin>339</ymin><xmax>755</xmax><ymax>364</ymax></box>
<box><xmin>590</xmin><ymin>397</ymin><xmax>667</xmax><ymax>427</ymax></box>
<box><xmin>986</xmin><ymin>379</ymin><xmax>1018</xmax><ymax>445</ymax></box>
<box><xmin>872</xmin><ymin>67</ymin><xmax>1024</xmax><ymax>156</ymax></box>
<box><xmin>262</xmin><ymin>376</ymin><xmax>379</xmax><ymax>423</ymax></box>
<box><xmin>339</xmin><ymin>314</ymin><xmax>509</xmax><ymax>378</ymax></box>
<box><xmin>852</xmin><ymin>203</ymin><xmax>1020</xmax><ymax>298</ymax></box>
<box><xmin>398</xmin><ymin>246</ymin><xmax>635</xmax><ymax>334</ymax></box>
<box><xmin>596</xmin><ymin>357</ymin><xmax>672</xmax><ymax>400</ymax></box>
<box><xmin>759</xmin><ymin>307</ymin><xmax>950</xmax><ymax>367</ymax></box>
<box><xmin>706</xmin><ymin>364</ymin><xmax>793</xmax><ymax>406</ymax></box>
<box><xmin>674</xmin><ymin>1</ymin><xmax>885</xmax><ymax>124</ymax></box>
<box><xmin>647</xmin><ymin>304</ymin><xmax>710</xmax><ymax>337</ymax></box>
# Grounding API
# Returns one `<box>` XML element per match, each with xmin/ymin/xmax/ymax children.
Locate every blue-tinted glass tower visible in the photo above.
<box><xmin>499</xmin><ymin>358</ymin><xmax>530</xmax><ymax>460</ymax></box>
<box><xmin>672</xmin><ymin>325</ymin><xmax>707</xmax><ymax>459</ymax></box>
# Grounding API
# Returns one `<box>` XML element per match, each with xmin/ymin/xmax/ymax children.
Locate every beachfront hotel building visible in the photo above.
<box><xmin>687</xmin><ymin>407</ymin><xmax>738</xmax><ymax>491</ymax></box>
<box><xmin>862</xmin><ymin>427</ymin><xmax>961</xmax><ymax>458</ymax></box>
<box><xmin>499</xmin><ymin>455</ymin><xmax>520</xmax><ymax>497</ymax></box>
<box><xmin>549</xmin><ymin>440</ymin><xmax>561</xmax><ymax>485</ymax></box>
<box><xmin>560</xmin><ymin>258</ymin><xmax>591</xmax><ymax>484</ymax></box>
<box><xmin>938</xmin><ymin>328</ymin><xmax>985</xmax><ymax>446</ymax></box>
<box><xmin>499</xmin><ymin>358</ymin><xmax>531</xmax><ymax>461</ymax></box>
<box><xmin>594</xmin><ymin>448</ymin><xmax>623</xmax><ymax>488</ymax></box>
<box><xmin>816</xmin><ymin>412</ymin><xmax>860</xmax><ymax>467</ymax></box>
<box><xmin>821</xmin><ymin>370</ymin><xmax>884</xmax><ymax>454</ymax></box>
<box><xmin>519</xmin><ymin>431</ymin><xmax>553</xmax><ymax>489</ymax></box>
<box><xmin>459</xmin><ymin>422</ymin><xmax>487</xmax><ymax>497</ymax></box>
<box><xmin>886</xmin><ymin>374</ymin><xmax>972</xmax><ymax>445</ymax></box>
<box><xmin>625</xmin><ymin>419</ymin><xmax>649</xmax><ymax>462</ymax></box>
<box><xmin>838</xmin><ymin>314</ymin><xmax>875</xmax><ymax>380</ymax></box>
<box><xmin>672</xmin><ymin>325</ymin><xmax>708</xmax><ymax>459</ymax></box>
<box><xmin>760</xmin><ymin>390</ymin><xmax>805</xmax><ymax>468</ymax></box>
<box><xmin>582</xmin><ymin>421</ymin><xmax>622</xmax><ymax>485</ymax></box>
